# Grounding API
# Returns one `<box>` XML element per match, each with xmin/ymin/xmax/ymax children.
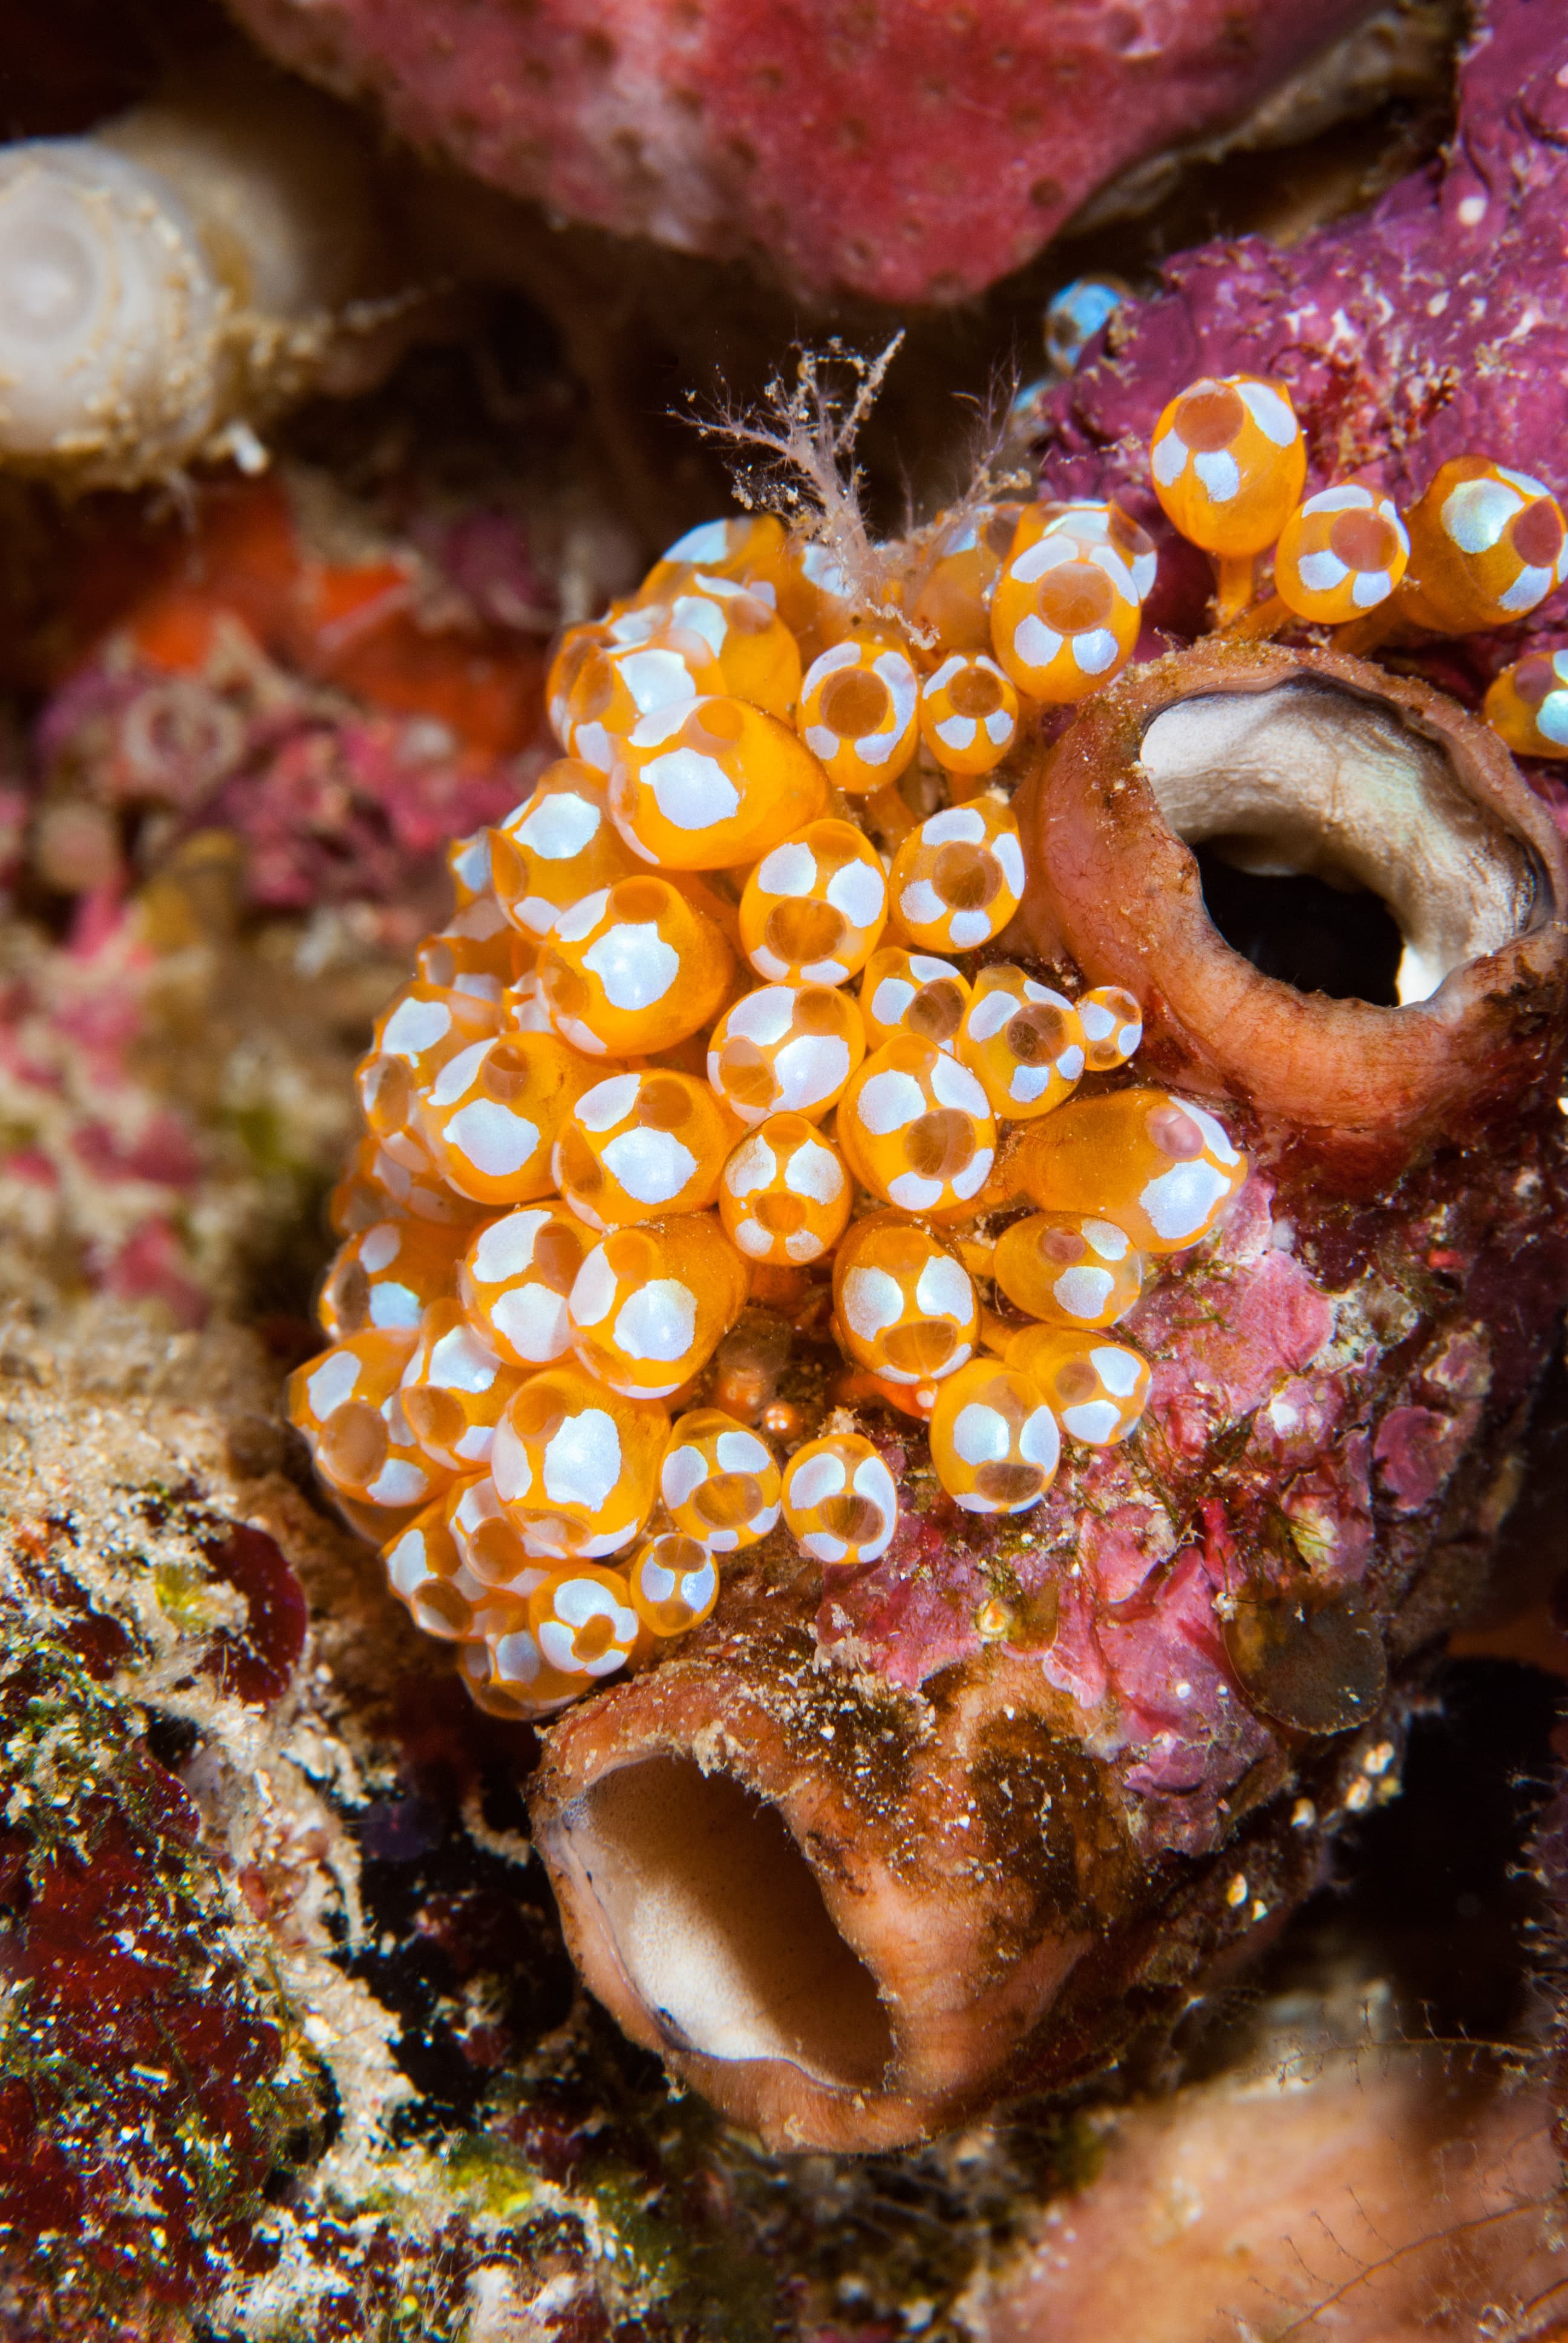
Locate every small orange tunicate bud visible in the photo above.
<box><xmin>636</xmin><ymin>513</ymin><xmax>792</xmax><ymax>608</ymax></box>
<box><xmin>1018</xmin><ymin>1087</ymin><xmax>1247</xmax><ymax>1254</ymax></box>
<box><xmin>397</xmin><ymin>1300</ymin><xmax>524</xmax><ymax>1472</ymax></box>
<box><xmin>491</xmin><ymin>1363</ymin><xmax>668</xmax><ymax>1559</ymax></box>
<box><xmin>798</xmin><ymin>637</ymin><xmax>920</xmax><ymax>794</ymax></box>
<box><xmin>527</xmin><ymin>1563</ymin><xmax>642</xmax><ymax>1682</ymax></box>
<box><xmin>459</xmin><ymin>1203</ymin><xmax>589</xmax><ymax>1366</ymax></box>
<box><xmin>888</xmin><ymin>798</ymin><xmax>1025</xmax><ymax>953</ymax></box>
<box><xmin>1076</xmin><ymin>983</ymin><xmax>1143</xmax><ymax>1071</ymax></box>
<box><xmin>990</xmin><ymin>516</ymin><xmax>1142</xmax><ymax>702</ymax></box>
<box><xmin>538</xmin><ymin>874</ymin><xmax>734</xmax><ymax>1057</ymax></box>
<box><xmin>566</xmin><ymin>1213</ymin><xmax>749</xmax><ymax>1398</ymax></box>
<box><xmin>554</xmin><ymin>1068</ymin><xmax>735</xmax><ymax>1230</ymax></box>
<box><xmin>320</xmin><ymin>1216</ymin><xmax>466</xmax><ymax>1339</ymax></box>
<box><xmin>991</xmin><ymin>1212</ymin><xmax>1143</xmax><ymax>1328</ymax></box>
<box><xmin>782</xmin><ymin>1432</ymin><xmax>899</xmax><ymax>1566</ymax></box>
<box><xmin>707</xmin><ymin>982</ymin><xmax>866</xmax><ymax>1126</ymax></box>
<box><xmin>659</xmin><ymin>1407</ymin><xmax>781</xmax><ymax>1550</ymax></box>
<box><xmin>1273</xmin><ymin>484</ymin><xmax>1409</xmax><ymax>623</ymax></box>
<box><xmin>381</xmin><ymin>1502</ymin><xmax>474</xmax><ymax>1640</ymax></box>
<box><xmin>419</xmin><ymin>1032</ymin><xmax>596</xmax><ymax>1207</ymax></box>
<box><xmin>446</xmin><ymin>1471</ymin><xmax>550</xmax><ymax>1599</ymax></box>
<box><xmin>837</xmin><ymin>1035</ymin><xmax>996</xmax><ymax>1214</ymax></box>
<box><xmin>860</xmin><ymin>948</ymin><xmax>972</xmax><ymax>1053</ymax></box>
<box><xmin>1399</xmin><ymin>457</ymin><xmax>1568</xmax><ymax>632</ymax></box>
<box><xmin>832</xmin><ymin>1214</ymin><xmax>977</xmax><ymax>1386</ymax></box>
<box><xmin>739</xmin><ymin>818</ymin><xmax>887</xmax><ymax>985</ymax></box>
<box><xmin>1484</xmin><ymin>650</ymin><xmax>1568</xmax><ymax>759</ymax></box>
<box><xmin>719</xmin><ymin>1111</ymin><xmax>851</xmax><ymax>1264</ymax></box>
<box><xmin>331</xmin><ymin>1131</ymin><xmax>480</xmax><ymax>1235</ymax></box>
<box><xmin>365</xmin><ymin>981</ymin><xmax>501</xmax><ymax>1123</ymax></box>
<box><xmin>957</xmin><ymin>965</ymin><xmax>1085</xmax><ymax>1119</ymax></box>
<box><xmin>467</xmin><ymin>1625</ymin><xmax>581</xmax><ymax>1718</ymax></box>
<box><xmin>1006</xmin><ymin>1325</ymin><xmax>1151</xmax><ymax>1446</ymax></box>
<box><xmin>609</xmin><ymin>695</ymin><xmax>828</xmax><ymax>869</ymax></box>
<box><xmin>286</xmin><ymin>1330</ymin><xmax>449</xmax><ymax>1512</ymax></box>
<box><xmin>413</xmin><ymin>910</ymin><xmax>532</xmax><ymax>999</ymax></box>
<box><xmin>627</xmin><ymin>1533</ymin><xmax>721</xmax><ymax>1636</ymax></box>
<box><xmin>928</xmin><ymin>1357</ymin><xmax>1060</xmax><ymax>1514</ymax></box>
<box><xmin>916</xmin><ymin>653</ymin><xmax>1020</xmax><ymax>777</ymax></box>
<box><xmin>489</xmin><ymin>760</ymin><xmax>641</xmax><ymax>940</ymax></box>
<box><xmin>1149</xmin><ymin>375</ymin><xmax>1306</xmax><ymax>555</ymax></box>
<box><xmin>661</xmin><ymin>572</ymin><xmax>803</xmax><ymax>718</ymax></box>
<box><xmin>558</xmin><ymin>624</ymin><xmax>725</xmax><ymax>772</ymax></box>
<box><xmin>906</xmin><ymin>503</ymin><xmax>1024</xmax><ymax>654</ymax></box>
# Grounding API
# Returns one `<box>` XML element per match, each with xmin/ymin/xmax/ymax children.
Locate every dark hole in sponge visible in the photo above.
<box><xmin>1194</xmin><ymin>845</ymin><xmax>1403</xmax><ymax>1006</ymax></box>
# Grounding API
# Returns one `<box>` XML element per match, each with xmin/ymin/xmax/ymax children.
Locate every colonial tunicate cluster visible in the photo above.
<box><xmin>292</xmin><ymin>379</ymin><xmax>1558</xmax><ymax>1725</ymax></box>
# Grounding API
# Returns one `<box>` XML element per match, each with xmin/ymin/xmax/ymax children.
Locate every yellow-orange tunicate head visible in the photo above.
<box><xmin>566</xmin><ymin>1212</ymin><xmax>748</xmax><ymax>1399</ymax></box>
<box><xmin>1483</xmin><ymin>650</ymin><xmax>1568</xmax><ymax>759</ymax></box>
<box><xmin>991</xmin><ymin>1212</ymin><xmax>1143</xmax><ymax>1329</ymax></box>
<box><xmin>286</xmin><ymin>1330</ymin><xmax>449</xmax><ymax>1513</ymax></box>
<box><xmin>833</xmin><ymin>1214</ymin><xmax>977</xmax><ymax>1387</ymax></box>
<box><xmin>413</xmin><ymin>909</ymin><xmax>531</xmax><ymax>999</ymax></box>
<box><xmin>1076</xmin><ymin>983</ymin><xmax>1143</xmax><ymax>1071</ymax></box>
<box><xmin>659</xmin><ymin>1407</ymin><xmax>781</xmax><ymax>1551</ymax></box>
<box><xmin>739</xmin><ymin>817</ymin><xmax>887</xmax><ymax>985</ymax></box>
<box><xmin>1017</xmin><ymin>1087</ymin><xmax>1247</xmax><ymax>1254</ymax></box>
<box><xmin>446</xmin><ymin>1471</ymin><xmax>550</xmax><ymax>1599</ymax></box>
<box><xmin>459</xmin><ymin>1204</ymin><xmax>589</xmax><ymax>1366</ymax></box>
<box><xmin>538</xmin><ymin>874</ymin><xmax>734</xmax><ymax>1057</ymax></box>
<box><xmin>446</xmin><ymin>827</ymin><xmax>494</xmax><ymax>909</ymax></box>
<box><xmin>838</xmin><ymin>1034</ymin><xmax>996</xmax><ymax>1214</ymax></box>
<box><xmin>365</xmin><ymin>982</ymin><xmax>501</xmax><ymax>1126</ymax></box>
<box><xmin>888</xmin><ymin>798</ymin><xmax>1025</xmax><ymax>952</ymax></box>
<box><xmin>489</xmin><ymin>760</ymin><xmax>640</xmax><ymax>940</ymax></box>
<box><xmin>990</xmin><ymin>517</ymin><xmax>1142</xmax><ymax>702</ymax></box>
<box><xmin>860</xmin><ymin>948</ymin><xmax>972</xmax><ymax>1054</ymax></box>
<box><xmin>557</xmin><ymin>623</ymin><xmax>725</xmax><ymax>772</ymax></box>
<box><xmin>419</xmin><ymin>1031</ymin><xmax>596</xmax><ymax>1207</ymax></box>
<box><xmin>659</xmin><ymin>572</ymin><xmax>803</xmax><ymax>718</ymax></box>
<box><xmin>719</xmin><ymin>1112</ymin><xmax>851</xmax><ymax>1264</ymax></box>
<box><xmin>553</xmin><ymin>1068</ymin><xmax>734</xmax><ymax>1230</ymax></box>
<box><xmin>1273</xmin><ymin>484</ymin><xmax>1410</xmax><ymax>623</ymax></box>
<box><xmin>527</xmin><ymin>1563</ymin><xmax>642</xmax><ymax>1681</ymax></box>
<box><xmin>1149</xmin><ymin>375</ymin><xmax>1306</xmax><ymax>555</ymax></box>
<box><xmin>467</xmin><ymin>1625</ymin><xmax>581</xmax><ymax>1719</ymax></box>
<box><xmin>928</xmin><ymin>1358</ymin><xmax>1060</xmax><ymax>1514</ymax></box>
<box><xmin>397</xmin><ymin>1300</ymin><xmax>523</xmax><ymax>1473</ymax></box>
<box><xmin>782</xmin><ymin>1432</ymin><xmax>900</xmax><ymax>1566</ymax></box>
<box><xmin>490</xmin><ymin>1363</ymin><xmax>668</xmax><ymax>1559</ymax></box>
<box><xmin>958</xmin><ymin>965</ymin><xmax>1085</xmax><ymax>1120</ymax></box>
<box><xmin>798</xmin><ymin>637</ymin><xmax>920</xmax><ymax>794</ymax></box>
<box><xmin>707</xmin><ymin>982</ymin><xmax>865</xmax><ymax>1126</ymax></box>
<box><xmin>635</xmin><ymin>513</ymin><xmax>792</xmax><ymax>608</ymax></box>
<box><xmin>917</xmin><ymin>653</ymin><xmax>1020</xmax><ymax>778</ymax></box>
<box><xmin>1006</xmin><ymin>1325</ymin><xmax>1151</xmax><ymax>1446</ymax></box>
<box><xmin>320</xmin><ymin>1216</ymin><xmax>466</xmax><ymax>1340</ymax></box>
<box><xmin>906</xmin><ymin>502</ymin><xmax>1024</xmax><ymax>654</ymax></box>
<box><xmin>609</xmin><ymin>694</ymin><xmax>828</xmax><ymax>869</ymax></box>
<box><xmin>1399</xmin><ymin>457</ymin><xmax>1568</xmax><ymax>633</ymax></box>
<box><xmin>381</xmin><ymin>1501</ymin><xmax>483</xmax><ymax>1641</ymax></box>
<box><xmin>627</xmin><ymin>1533</ymin><xmax>720</xmax><ymax>1636</ymax></box>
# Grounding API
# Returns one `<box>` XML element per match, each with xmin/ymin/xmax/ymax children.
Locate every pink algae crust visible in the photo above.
<box><xmin>221</xmin><ymin>0</ymin><xmax>1369</xmax><ymax>304</ymax></box>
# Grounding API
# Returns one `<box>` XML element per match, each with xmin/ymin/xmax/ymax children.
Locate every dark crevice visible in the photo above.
<box><xmin>1195</xmin><ymin>842</ymin><xmax>1405</xmax><ymax>1005</ymax></box>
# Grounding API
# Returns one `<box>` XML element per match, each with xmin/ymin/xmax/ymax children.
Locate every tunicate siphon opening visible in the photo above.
<box><xmin>1139</xmin><ymin>679</ymin><xmax>1539</xmax><ymax>1005</ymax></box>
<box><xmin>568</xmin><ymin>1757</ymin><xmax>895</xmax><ymax>2086</ymax></box>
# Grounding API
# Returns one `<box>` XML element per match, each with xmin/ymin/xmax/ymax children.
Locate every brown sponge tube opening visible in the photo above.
<box><xmin>567</xmin><ymin>1757</ymin><xmax>895</xmax><ymax>2089</ymax></box>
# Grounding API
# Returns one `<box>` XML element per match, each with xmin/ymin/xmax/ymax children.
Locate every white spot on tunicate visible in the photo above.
<box><xmin>728</xmin><ymin>987</ymin><xmax>796</xmax><ymax>1045</ymax></box>
<box><xmin>927</xmin><ymin>655</ymin><xmax>964</xmax><ymax>693</ymax></box>
<box><xmin>1014</xmin><ymin>615</ymin><xmax>1064</xmax><ymax>670</ymax></box>
<box><xmin>308</xmin><ymin>1350</ymin><xmax>362</xmax><ymax>1418</ymax></box>
<box><xmin>857</xmin><ymin>1068</ymin><xmax>926</xmax><ymax>1133</ymax></box>
<box><xmin>1351</xmin><ymin>568</ymin><xmax>1393</xmax><ymax>608</ymax></box>
<box><xmin>1538</xmin><ymin>693</ymin><xmax>1568</xmax><ymax>746</ymax></box>
<box><xmin>757</xmin><ymin>842</ymin><xmax>816</xmax><ymax>896</ymax></box>
<box><xmin>804</xmin><ymin>725</ymin><xmax>838</xmax><ymax>760</ymax></box>
<box><xmin>985</xmin><ymin>707</ymin><xmax>1014</xmax><ymax>744</ymax></box>
<box><xmin>785</xmin><ymin>1230</ymin><xmax>823</xmax><ymax>1262</ymax></box>
<box><xmin>993</xmin><ymin>831</ymin><xmax>1025</xmax><ymax>894</ymax></box>
<box><xmin>1091</xmin><ymin>1346</ymin><xmax>1142</xmax><ymax>1397</ymax></box>
<box><xmin>774</xmin><ymin>1033</ymin><xmax>850</xmax><ymax>1110</ymax></box>
<box><xmin>1194</xmin><ymin>450</ymin><xmax>1240</xmax><ymax>503</ymax></box>
<box><xmin>1150</xmin><ymin>429</ymin><xmax>1188</xmax><ymax>486</ymax></box>
<box><xmin>850</xmin><ymin>1458</ymin><xmax>897</xmax><ymax>1556</ymax></box>
<box><xmin>619</xmin><ymin>648</ymin><xmax>699</xmax><ymax>716</ymax></box>
<box><xmin>543</xmin><ymin>1409</ymin><xmax>621</xmax><ymax>1509</ymax></box>
<box><xmin>936</xmin><ymin>715</ymin><xmax>976</xmax><ymax>750</ymax></box>
<box><xmin>455</xmin><ymin>1425</ymin><xmax>493</xmax><ymax>1463</ymax></box>
<box><xmin>614</xmin><ymin>1279</ymin><xmax>696</xmax><ymax>1363</ymax></box>
<box><xmin>1084</xmin><ymin>1219</ymin><xmax>1128</xmax><ymax>1260</ymax></box>
<box><xmin>582</xmin><ymin>921</ymin><xmax>679</xmax><ymax>1010</ymax></box>
<box><xmin>869</xmin><ymin>977</ymin><xmax>913</xmax><ymax>1029</ymax></box>
<box><xmin>852</xmin><ymin>720</ymin><xmax>903</xmax><ymax>767</ymax></box>
<box><xmin>670</xmin><ymin>592</ymin><xmax>727</xmax><ymax>656</ymax></box>
<box><xmin>1009</xmin><ymin>1066</ymin><xmax>1056</xmax><ymax>1104</ymax></box>
<box><xmin>554</xmin><ymin>888</ymin><xmax>609</xmax><ymax>945</ymax></box>
<box><xmin>472</xmin><ymin>1210</ymin><xmax>549</xmax><ymax>1282</ymax></box>
<box><xmin>494</xmin><ymin>1626</ymin><xmax>547</xmax><ymax>1686</ymax></box>
<box><xmin>889</xmin><ymin>1171</ymin><xmax>943</xmax><ymax>1210</ymax></box>
<box><xmin>789</xmin><ymin>1452</ymin><xmax>846</xmax><ymax>1509</ymax></box>
<box><xmin>576</xmin><ymin>1073</ymin><xmax>642</xmax><ymax>1133</ymax></box>
<box><xmin>572</xmin><ymin>722</ymin><xmax>614</xmax><ymax>775</ymax></box>
<box><xmin>724</xmin><ymin>1133</ymin><xmax>775</xmax><ymax>1198</ymax></box>
<box><xmin>1297</xmin><ymin>549</ymin><xmax>1348</xmax><ymax>593</ymax></box>
<box><xmin>1053</xmin><ymin>1265</ymin><xmax>1114</xmax><ymax>1319</ymax></box>
<box><xmin>426</xmin><ymin>1325</ymin><xmax>498</xmax><ymax>1393</ymax></box>
<box><xmin>368</xmin><ymin>1459</ymin><xmax>431</xmax><ymax>1506</ymax></box>
<box><xmin>518</xmin><ymin>791</ymin><xmax>599</xmax><ymax>859</ymax></box>
<box><xmin>639</xmin><ymin>1555</ymin><xmax>679</xmax><ymax>1604</ymax></box>
<box><xmin>901</xmin><ymin>879</ymin><xmax>947</xmax><ymax>928</ymax></box>
<box><xmin>716</xmin><ymin>1429</ymin><xmax>770</xmax><ymax>1475</ymax></box>
<box><xmin>1062</xmin><ymin>1400</ymin><xmax>1121</xmax><ymax>1444</ymax></box>
<box><xmin>843</xmin><ymin>1266</ymin><xmax>905</xmax><ymax>1341</ymax></box>
<box><xmin>381</xmin><ymin>995</ymin><xmax>453</xmax><ymax>1060</ymax></box>
<box><xmin>1499</xmin><ymin>565</ymin><xmax>1551</xmax><ymax>613</ymax></box>
<box><xmin>645</xmin><ymin>747</ymin><xmax>741</xmax><ymax>831</ymax></box>
<box><xmin>953</xmin><ymin>1403</ymin><xmax>1008</xmax><ymax>1467</ymax></box>
<box><xmin>385</xmin><ymin>1530</ymin><xmax>427</xmax><ymax>1599</ymax></box>
<box><xmin>915</xmin><ymin>1254</ymin><xmax>973</xmax><ymax>1323</ymax></box>
<box><xmin>1182</xmin><ymin>1101</ymin><xmax>1241</xmax><ymax>1166</ymax></box>
<box><xmin>489</xmin><ymin>1423</ymin><xmax>532</xmax><ymax>1503</ymax></box>
<box><xmin>1443</xmin><ymin>476</ymin><xmax>1517</xmax><ymax>553</ymax></box>
<box><xmin>967</xmin><ymin>991</ymin><xmax>1017</xmax><ymax>1043</ymax></box>
<box><xmin>661</xmin><ymin>1443</ymin><xmax>707</xmax><ymax>1507</ymax></box>
<box><xmin>1012</xmin><ymin>536</ymin><xmax>1076</xmax><ymax>585</ymax></box>
<box><xmin>1139</xmin><ymin>1158</ymin><xmax>1229</xmax><ymax>1242</ymax></box>
<box><xmin>429</xmin><ymin>1039</ymin><xmax>491</xmax><ymax>1108</ymax></box>
<box><xmin>446</xmin><ymin>1101</ymin><xmax>540</xmax><ymax>1178</ymax></box>
<box><xmin>664</xmin><ymin>519</ymin><xmax>732</xmax><ymax>566</ymax></box>
<box><xmin>1019</xmin><ymin>1408</ymin><xmax>1059</xmax><ymax>1471</ymax></box>
<box><xmin>492</xmin><ymin>1283</ymin><xmax>571</xmax><ymax>1363</ymax></box>
<box><xmin>827</xmin><ymin>859</ymin><xmax>884</xmax><ymax>925</ymax></box>
<box><xmin>950</xmin><ymin>1148</ymin><xmax>993</xmax><ymax>1199</ymax></box>
<box><xmin>359</xmin><ymin>1223</ymin><xmax>403</xmax><ymax>1275</ymax></box>
<box><xmin>1238</xmin><ymin>381</ymin><xmax>1296</xmax><ymax>447</ymax></box>
<box><xmin>922</xmin><ymin>807</ymin><xmax>985</xmax><ymax>848</ymax></box>
<box><xmin>568</xmin><ymin>1247</ymin><xmax>619</xmax><ymax>1328</ymax></box>
<box><xmin>785</xmin><ymin>1138</ymin><xmax>843</xmax><ymax>1202</ymax></box>
<box><xmin>368</xmin><ymin>1282</ymin><xmax>421</xmax><ymax>1330</ymax></box>
<box><xmin>874</xmin><ymin>652</ymin><xmax>918</xmax><ymax>726</ymax></box>
<box><xmin>601</xmin><ymin>1127</ymin><xmax>698</xmax><ymax>1202</ymax></box>
<box><xmin>930</xmin><ymin>1054</ymin><xmax>988</xmax><ymax>1116</ymax></box>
